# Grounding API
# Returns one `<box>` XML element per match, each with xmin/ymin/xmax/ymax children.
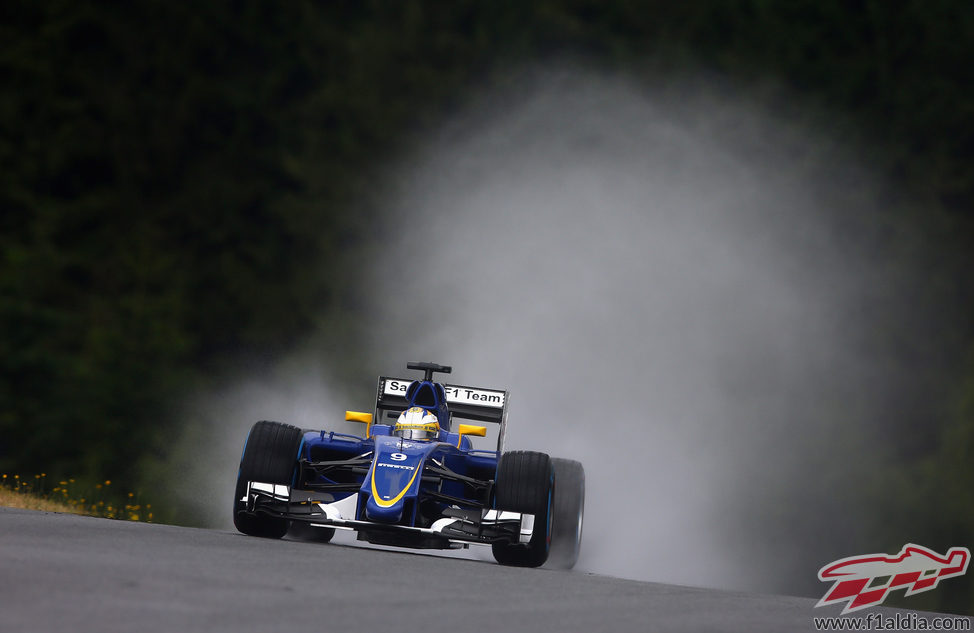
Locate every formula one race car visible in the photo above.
<box><xmin>233</xmin><ymin>362</ymin><xmax>585</xmax><ymax>568</ymax></box>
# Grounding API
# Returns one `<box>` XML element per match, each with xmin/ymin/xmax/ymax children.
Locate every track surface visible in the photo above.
<box><xmin>1</xmin><ymin>507</ymin><xmax>966</xmax><ymax>633</ymax></box>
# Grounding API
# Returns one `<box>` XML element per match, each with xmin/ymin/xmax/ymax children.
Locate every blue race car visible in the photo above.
<box><xmin>233</xmin><ymin>361</ymin><xmax>585</xmax><ymax>568</ymax></box>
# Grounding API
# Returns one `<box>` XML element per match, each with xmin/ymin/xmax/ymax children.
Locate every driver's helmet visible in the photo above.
<box><xmin>394</xmin><ymin>407</ymin><xmax>440</xmax><ymax>441</ymax></box>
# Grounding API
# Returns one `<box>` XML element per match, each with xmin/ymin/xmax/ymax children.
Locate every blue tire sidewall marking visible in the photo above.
<box><xmin>545</xmin><ymin>472</ymin><xmax>553</xmax><ymax>552</ymax></box>
<box><xmin>292</xmin><ymin>437</ymin><xmax>305</xmax><ymax>487</ymax></box>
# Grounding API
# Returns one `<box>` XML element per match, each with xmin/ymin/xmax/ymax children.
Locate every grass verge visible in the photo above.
<box><xmin>0</xmin><ymin>473</ymin><xmax>153</xmax><ymax>521</ymax></box>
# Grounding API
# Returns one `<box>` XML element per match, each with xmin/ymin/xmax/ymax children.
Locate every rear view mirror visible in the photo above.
<box><xmin>345</xmin><ymin>411</ymin><xmax>374</xmax><ymax>424</ymax></box>
<box><xmin>457</xmin><ymin>424</ymin><xmax>487</xmax><ymax>437</ymax></box>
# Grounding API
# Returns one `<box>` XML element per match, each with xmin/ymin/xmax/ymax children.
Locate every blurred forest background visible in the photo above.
<box><xmin>2</xmin><ymin>0</ymin><xmax>972</xmax><ymax>614</ymax></box>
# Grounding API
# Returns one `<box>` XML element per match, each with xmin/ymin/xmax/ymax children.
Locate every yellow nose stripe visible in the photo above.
<box><xmin>370</xmin><ymin>460</ymin><xmax>423</xmax><ymax>508</ymax></box>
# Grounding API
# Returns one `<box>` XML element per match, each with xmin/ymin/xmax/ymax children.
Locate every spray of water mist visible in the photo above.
<box><xmin>175</xmin><ymin>69</ymin><xmax>901</xmax><ymax>595</ymax></box>
<box><xmin>365</xmin><ymin>70</ymin><xmax>892</xmax><ymax>592</ymax></box>
<box><xmin>167</xmin><ymin>353</ymin><xmax>354</xmax><ymax>529</ymax></box>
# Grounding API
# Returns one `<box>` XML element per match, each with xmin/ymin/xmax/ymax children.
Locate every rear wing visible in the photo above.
<box><xmin>375</xmin><ymin>376</ymin><xmax>509</xmax><ymax>453</ymax></box>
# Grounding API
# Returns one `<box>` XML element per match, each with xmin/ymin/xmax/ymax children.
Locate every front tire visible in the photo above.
<box><xmin>491</xmin><ymin>450</ymin><xmax>553</xmax><ymax>568</ymax></box>
<box><xmin>287</xmin><ymin>520</ymin><xmax>336</xmax><ymax>543</ymax></box>
<box><xmin>233</xmin><ymin>420</ymin><xmax>303</xmax><ymax>538</ymax></box>
<box><xmin>549</xmin><ymin>458</ymin><xmax>585</xmax><ymax>569</ymax></box>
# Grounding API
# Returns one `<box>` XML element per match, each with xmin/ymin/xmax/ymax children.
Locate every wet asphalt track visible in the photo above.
<box><xmin>2</xmin><ymin>507</ymin><xmax>968</xmax><ymax>633</ymax></box>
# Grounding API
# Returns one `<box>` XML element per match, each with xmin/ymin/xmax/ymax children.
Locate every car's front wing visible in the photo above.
<box><xmin>240</xmin><ymin>481</ymin><xmax>535</xmax><ymax>549</ymax></box>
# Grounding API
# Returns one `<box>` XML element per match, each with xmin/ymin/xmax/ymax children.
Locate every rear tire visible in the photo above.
<box><xmin>491</xmin><ymin>450</ymin><xmax>553</xmax><ymax>568</ymax></box>
<box><xmin>233</xmin><ymin>420</ymin><xmax>303</xmax><ymax>539</ymax></box>
<box><xmin>549</xmin><ymin>458</ymin><xmax>585</xmax><ymax>569</ymax></box>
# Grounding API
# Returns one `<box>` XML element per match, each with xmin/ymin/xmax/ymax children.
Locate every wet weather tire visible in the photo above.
<box><xmin>287</xmin><ymin>521</ymin><xmax>335</xmax><ymax>544</ymax></box>
<box><xmin>491</xmin><ymin>450</ymin><xmax>554</xmax><ymax>568</ymax></box>
<box><xmin>233</xmin><ymin>420</ymin><xmax>303</xmax><ymax>539</ymax></box>
<box><xmin>549</xmin><ymin>458</ymin><xmax>585</xmax><ymax>569</ymax></box>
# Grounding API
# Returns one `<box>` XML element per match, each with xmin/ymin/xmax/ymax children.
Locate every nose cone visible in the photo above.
<box><xmin>366</xmin><ymin>495</ymin><xmax>405</xmax><ymax>523</ymax></box>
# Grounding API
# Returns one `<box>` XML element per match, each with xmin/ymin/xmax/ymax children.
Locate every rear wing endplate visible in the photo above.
<box><xmin>375</xmin><ymin>376</ymin><xmax>509</xmax><ymax>453</ymax></box>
